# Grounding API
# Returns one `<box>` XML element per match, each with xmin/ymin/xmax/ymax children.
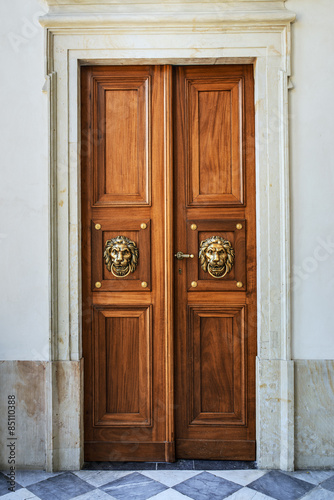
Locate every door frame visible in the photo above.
<box><xmin>40</xmin><ymin>1</ymin><xmax>296</xmax><ymax>472</ymax></box>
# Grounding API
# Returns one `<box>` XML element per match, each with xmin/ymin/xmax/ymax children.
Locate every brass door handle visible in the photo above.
<box><xmin>175</xmin><ymin>251</ymin><xmax>194</xmax><ymax>260</ymax></box>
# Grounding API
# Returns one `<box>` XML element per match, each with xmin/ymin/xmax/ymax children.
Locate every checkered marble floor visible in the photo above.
<box><xmin>1</xmin><ymin>464</ymin><xmax>334</xmax><ymax>500</ymax></box>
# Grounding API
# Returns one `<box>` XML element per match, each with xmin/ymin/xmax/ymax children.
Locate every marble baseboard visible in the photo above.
<box><xmin>294</xmin><ymin>359</ymin><xmax>334</xmax><ymax>469</ymax></box>
<box><xmin>1</xmin><ymin>358</ymin><xmax>334</xmax><ymax>470</ymax></box>
<box><xmin>0</xmin><ymin>361</ymin><xmax>47</xmax><ymax>469</ymax></box>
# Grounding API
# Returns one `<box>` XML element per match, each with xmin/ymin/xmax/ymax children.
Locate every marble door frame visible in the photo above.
<box><xmin>40</xmin><ymin>0</ymin><xmax>296</xmax><ymax>471</ymax></box>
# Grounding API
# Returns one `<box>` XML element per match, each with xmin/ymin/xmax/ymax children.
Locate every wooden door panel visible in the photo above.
<box><xmin>93</xmin><ymin>306</ymin><xmax>152</xmax><ymax>426</ymax></box>
<box><xmin>82</xmin><ymin>65</ymin><xmax>172</xmax><ymax>462</ymax></box>
<box><xmin>92</xmin><ymin>73</ymin><xmax>151</xmax><ymax>206</ymax></box>
<box><xmin>187</xmin><ymin>77</ymin><xmax>243</xmax><ymax>206</ymax></box>
<box><xmin>83</xmin><ymin>64</ymin><xmax>256</xmax><ymax>462</ymax></box>
<box><xmin>188</xmin><ymin>305</ymin><xmax>246</xmax><ymax>426</ymax></box>
<box><xmin>174</xmin><ymin>65</ymin><xmax>256</xmax><ymax>460</ymax></box>
<box><xmin>187</xmin><ymin>219</ymin><xmax>246</xmax><ymax>291</ymax></box>
<box><xmin>91</xmin><ymin>219</ymin><xmax>151</xmax><ymax>291</ymax></box>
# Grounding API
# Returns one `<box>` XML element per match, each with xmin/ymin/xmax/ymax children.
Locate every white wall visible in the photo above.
<box><xmin>287</xmin><ymin>0</ymin><xmax>334</xmax><ymax>359</ymax></box>
<box><xmin>0</xmin><ymin>0</ymin><xmax>49</xmax><ymax>360</ymax></box>
<box><xmin>0</xmin><ymin>0</ymin><xmax>333</xmax><ymax>361</ymax></box>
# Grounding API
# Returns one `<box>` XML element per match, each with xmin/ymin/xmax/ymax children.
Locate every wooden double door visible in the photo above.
<box><xmin>81</xmin><ymin>64</ymin><xmax>256</xmax><ymax>462</ymax></box>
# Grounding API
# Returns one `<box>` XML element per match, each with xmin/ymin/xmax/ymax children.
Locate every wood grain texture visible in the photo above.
<box><xmin>93</xmin><ymin>306</ymin><xmax>152</xmax><ymax>426</ymax></box>
<box><xmin>173</xmin><ymin>65</ymin><xmax>256</xmax><ymax>460</ymax></box>
<box><xmin>187</xmin><ymin>78</ymin><xmax>243</xmax><ymax>206</ymax></box>
<box><xmin>93</xmin><ymin>72</ymin><xmax>151</xmax><ymax>206</ymax></box>
<box><xmin>82</xmin><ymin>64</ymin><xmax>256</xmax><ymax>462</ymax></box>
<box><xmin>82</xmin><ymin>66</ymin><xmax>172</xmax><ymax>461</ymax></box>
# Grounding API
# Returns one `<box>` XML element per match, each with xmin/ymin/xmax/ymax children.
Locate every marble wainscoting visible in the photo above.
<box><xmin>0</xmin><ymin>361</ymin><xmax>46</xmax><ymax>469</ymax></box>
<box><xmin>295</xmin><ymin>359</ymin><xmax>334</xmax><ymax>469</ymax></box>
<box><xmin>0</xmin><ymin>360</ymin><xmax>83</xmax><ymax>471</ymax></box>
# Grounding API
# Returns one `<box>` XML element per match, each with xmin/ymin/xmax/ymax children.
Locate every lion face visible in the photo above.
<box><xmin>104</xmin><ymin>236</ymin><xmax>139</xmax><ymax>277</ymax></box>
<box><xmin>199</xmin><ymin>236</ymin><xmax>235</xmax><ymax>278</ymax></box>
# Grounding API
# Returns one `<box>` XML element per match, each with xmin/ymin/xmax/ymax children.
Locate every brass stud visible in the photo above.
<box><xmin>95</xmin><ymin>223</ymin><xmax>101</xmax><ymax>230</ymax></box>
<box><xmin>191</xmin><ymin>281</ymin><xmax>198</xmax><ymax>288</ymax></box>
<box><xmin>140</xmin><ymin>223</ymin><xmax>147</xmax><ymax>230</ymax></box>
<box><xmin>190</xmin><ymin>224</ymin><xmax>197</xmax><ymax>231</ymax></box>
<box><xmin>236</xmin><ymin>223</ymin><xmax>243</xmax><ymax>230</ymax></box>
<box><xmin>141</xmin><ymin>281</ymin><xmax>148</xmax><ymax>288</ymax></box>
<box><xmin>236</xmin><ymin>281</ymin><xmax>243</xmax><ymax>288</ymax></box>
<box><xmin>95</xmin><ymin>281</ymin><xmax>102</xmax><ymax>288</ymax></box>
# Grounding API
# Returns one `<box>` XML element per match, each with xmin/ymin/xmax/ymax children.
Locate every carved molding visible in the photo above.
<box><xmin>40</xmin><ymin>1</ymin><xmax>295</xmax><ymax>28</ymax></box>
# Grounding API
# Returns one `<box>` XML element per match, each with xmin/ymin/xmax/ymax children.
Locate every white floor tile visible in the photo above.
<box><xmin>1</xmin><ymin>470</ymin><xmax>62</xmax><ymax>487</ymax></box>
<box><xmin>300</xmin><ymin>486</ymin><xmax>334</xmax><ymax>500</ymax></box>
<box><xmin>224</xmin><ymin>486</ymin><xmax>274</xmax><ymax>500</ymax></box>
<box><xmin>282</xmin><ymin>470</ymin><xmax>334</xmax><ymax>486</ymax></box>
<box><xmin>0</xmin><ymin>488</ymin><xmax>39</xmax><ymax>500</ymax></box>
<box><xmin>73</xmin><ymin>489</ymin><xmax>117</xmax><ymax>500</ymax></box>
<box><xmin>149</xmin><ymin>488</ymin><xmax>193</xmax><ymax>500</ymax></box>
<box><xmin>208</xmin><ymin>469</ymin><xmax>268</xmax><ymax>486</ymax></box>
<box><xmin>73</xmin><ymin>470</ymin><xmax>131</xmax><ymax>487</ymax></box>
<box><xmin>140</xmin><ymin>470</ymin><xmax>201</xmax><ymax>487</ymax></box>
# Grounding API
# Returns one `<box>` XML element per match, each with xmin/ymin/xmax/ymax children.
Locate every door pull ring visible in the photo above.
<box><xmin>175</xmin><ymin>251</ymin><xmax>194</xmax><ymax>260</ymax></box>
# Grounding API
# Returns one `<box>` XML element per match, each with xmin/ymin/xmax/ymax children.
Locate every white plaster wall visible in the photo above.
<box><xmin>287</xmin><ymin>0</ymin><xmax>334</xmax><ymax>359</ymax></box>
<box><xmin>0</xmin><ymin>0</ymin><xmax>49</xmax><ymax>361</ymax></box>
<box><xmin>0</xmin><ymin>0</ymin><xmax>334</xmax><ymax>362</ymax></box>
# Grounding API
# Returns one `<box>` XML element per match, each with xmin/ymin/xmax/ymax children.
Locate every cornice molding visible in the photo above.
<box><xmin>39</xmin><ymin>1</ymin><xmax>295</xmax><ymax>29</ymax></box>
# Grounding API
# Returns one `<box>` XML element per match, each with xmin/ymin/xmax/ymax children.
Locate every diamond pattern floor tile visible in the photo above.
<box><xmin>140</xmin><ymin>471</ymin><xmax>201</xmax><ymax>487</ymax></box>
<box><xmin>0</xmin><ymin>489</ymin><xmax>39</xmax><ymax>500</ymax></box>
<box><xmin>100</xmin><ymin>472</ymin><xmax>167</xmax><ymax>500</ymax></box>
<box><xmin>321</xmin><ymin>475</ymin><xmax>334</xmax><ymax>493</ymax></box>
<box><xmin>26</xmin><ymin>472</ymin><xmax>95</xmax><ymax>500</ymax></box>
<box><xmin>173</xmin><ymin>471</ymin><xmax>242</xmax><ymax>500</ymax></box>
<box><xmin>247</xmin><ymin>470</ymin><xmax>315</xmax><ymax>500</ymax></box>
<box><xmin>300</xmin><ymin>486</ymin><xmax>334</xmax><ymax>500</ymax></box>
<box><xmin>282</xmin><ymin>471</ymin><xmax>334</xmax><ymax>486</ymax></box>
<box><xmin>224</xmin><ymin>486</ymin><xmax>276</xmax><ymax>499</ymax></box>
<box><xmin>73</xmin><ymin>470</ymin><xmax>131</xmax><ymax>487</ymax></box>
<box><xmin>209</xmin><ymin>469</ymin><xmax>268</xmax><ymax>486</ymax></box>
<box><xmin>149</xmin><ymin>489</ymin><xmax>194</xmax><ymax>499</ymax></box>
<box><xmin>0</xmin><ymin>474</ymin><xmax>22</xmax><ymax>497</ymax></box>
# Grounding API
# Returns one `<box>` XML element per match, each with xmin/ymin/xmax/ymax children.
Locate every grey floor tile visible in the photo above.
<box><xmin>26</xmin><ymin>472</ymin><xmax>95</xmax><ymax>500</ymax></box>
<box><xmin>209</xmin><ymin>469</ymin><xmax>268</xmax><ymax>486</ymax></box>
<box><xmin>0</xmin><ymin>488</ymin><xmax>39</xmax><ymax>499</ymax></box>
<box><xmin>320</xmin><ymin>475</ymin><xmax>334</xmax><ymax>493</ymax></box>
<box><xmin>100</xmin><ymin>472</ymin><xmax>167</xmax><ymax>500</ymax></box>
<box><xmin>193</xmin><ymin>460</ymin><xmax>256</xmax><ymax>470</ymax></box>
<box><xmin>282</xmin><ymin>471</ymin><xmax>334</xmax><ymax>486</ymax></box>
<box><xmin>225</xmin><ymin>486</ymin><xmax>276</xmax><ymax>499</ymax></box>
<box><xmin>173</xmin><ymin>471</ymin><xmax>242</xmax><ymax>500</ymax></box>
<box><xmin>6</xmin><ymin>471</ymin><xmax>62</xmax><ymax>488</ymax></box>
<box><xmin>300</xmin><ymin>486</ymin><xmax>334</xmax><ymax>500</ymax></box>
<box><xmin>0</xmin><ymin>473</ymin><xmax>22</xmax><ymax>497</ymax></box>
<box><xmin>248</xmin><ymin>470</ymin><xmax>314</xmax><ymax>500</ymax></box>
<box><xmin>83</xmin><ymin>462</ymin><xmax>157</xmax><ymax>471</ymax></box>
<box><xmin>140</xmin><ymin>470</ymin><xmax>201</xmax><ymax>487</ymax></box>
<box><xmin>156</xmin><ymin>461</ymin><xmax>194</xmax><ymax>471</ymax></box>
<box><xmin>73</xmin><ymin>470</ymin><xmax>131</xmax><ymax>487</ymax></box>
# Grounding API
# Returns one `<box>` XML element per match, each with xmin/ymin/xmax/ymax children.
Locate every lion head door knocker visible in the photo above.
<box><xmin>104</xmin><ymin>235</ymin><xmax>139</xmax><ymax>278</ymax></box>
<box><xmin>199</xmin><ymin>236</ymin><xmax>235</xmax><ymax>278</ymax></box>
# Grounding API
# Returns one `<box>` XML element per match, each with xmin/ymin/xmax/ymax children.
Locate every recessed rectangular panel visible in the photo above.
<box><xmin>199</xmin><ymin>316</ymin><xmax>233</xmax><ymax>413</ymax></box>
<box><xmin>91</xmin><ymin>219</ymin><xmax>151</xmax><ymax>291</ymax></box>
<box><xmin>106</xmin><ymin>316</ymin><xmax>140</xmax><ymax>414</ymax></box>
<box><xmin>94</xmin><ymin>76</ymin><xmax>150</xmax><ymax>206</ymax></box>
<box><xmin>187</xmin><ymin>219</ymin><xmax>246</xmax><ymax>291</ymax></box>
<box><xmin>94</xmin><ymin>306</ymin><xmax>152</xmax><ymax>426</ymax></box>
<box><xmin>189</xmin><ymin>305</ymin><xmax>246</xmax><ymax>426</ymax></box>
<box><xmin>187</xmin><ymin>79</ymin><xmax>243</xmax><ymax>206</ymax></box>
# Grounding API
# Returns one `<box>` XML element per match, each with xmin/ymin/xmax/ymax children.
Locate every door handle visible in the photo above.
<box><xmin>175</xmin><ymin>251</ymin><xmax>194</xmax><ymax>260</ymax></box>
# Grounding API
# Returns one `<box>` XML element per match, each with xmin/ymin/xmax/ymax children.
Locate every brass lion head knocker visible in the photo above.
<box><xmin>104</xmin><ymin>236</ymin><xmax>139</xmax><ymax>278</ymax></box>
<box><xmin>199</xmin><ymin>236</ymin><xmax>235</xmax><ymax>278</ymax></box>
